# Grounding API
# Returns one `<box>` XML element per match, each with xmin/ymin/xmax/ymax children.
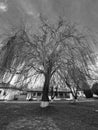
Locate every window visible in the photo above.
<box><xmin>59</xmin><ymin>93</ymin><xmax>63</xmax><ymax>97</ymax></box>
<box><xmin>33</xmin><ymin>92</ymin><xmax>36</xmax><ymax>96</ymax></box>
<box><xmin>37</xmin><ymin>92</ymin><xmax>41</xmax><ymax>96</ymax></box>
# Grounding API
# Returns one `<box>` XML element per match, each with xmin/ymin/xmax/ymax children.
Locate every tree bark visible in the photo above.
<box><xmin>40</xmin><ymin>72</ymin><xmax>51</xmax><ymax>108</ymax></box>
<box><xmin>41</xmin><ymin>75</ymin><xmax>50</xmax><ymax>101</ymax></box>
<box><xmin>40</xmin><ymin>59</ymin><xmax>53</xmax><ymax>107</ymax></box>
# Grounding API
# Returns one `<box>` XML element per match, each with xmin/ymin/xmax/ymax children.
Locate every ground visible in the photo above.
<box><xmin>0</xmin><ymin>100</ymin><xmax>98</xmax><ymax>130</ymax></box>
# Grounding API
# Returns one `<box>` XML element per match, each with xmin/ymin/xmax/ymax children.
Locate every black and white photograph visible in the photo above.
<box><xmin>0</xmin><ymin>0</ymin><xmax>98</xmax><ymax>129</ymax></box>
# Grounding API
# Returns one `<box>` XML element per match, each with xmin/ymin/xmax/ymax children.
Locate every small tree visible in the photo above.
<box><xmin>66</xmin><ymin>59</ymin><xmax>87</xmax><ymax>100</ymax></box>
<box><xmin>57</xmin><ymin>66</ymin><xmax>85</xmax><ymax>102</ymax></box>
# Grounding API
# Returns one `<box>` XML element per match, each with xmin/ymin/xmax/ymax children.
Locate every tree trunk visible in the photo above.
<box><xmin>73</xmin><ymin>95</ymin><xmax>78</xmax><ymax>103</ymax></box>
<box><xmin>40</xmin><ymin>74</ymin><xmax>50</xmax><ymax>108</ymax></box>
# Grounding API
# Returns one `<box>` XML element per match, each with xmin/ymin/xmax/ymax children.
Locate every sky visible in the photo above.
<box><xmin>0</xmin><ymin>0</ymin><xmax>98</xmax><ymax>33</ymax></box>
<box><xmin>0</xmin><ymin>0</ymin><xmax>98</xmax><ymax>50</ymax></box>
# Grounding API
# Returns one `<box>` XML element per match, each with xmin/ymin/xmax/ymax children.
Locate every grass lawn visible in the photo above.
<box><xmin>0</xmin><ymin>101</ymin><xmax>98</xmax><ymax>130</ymax></box>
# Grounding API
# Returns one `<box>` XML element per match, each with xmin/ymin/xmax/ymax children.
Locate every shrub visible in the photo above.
<box><xmin>82</xmin><ymin>81</ymin><xmax>93</xmax><ymax>98</ymax></box>
<box><xmin>83</xmin><ymin>89</ymin><xmax>93</xmax><ymax>98</ymax></box>
<box><xmin>92</xmin><ymin>82</ymin><xmax>98</xmax><ymax>95</ymax></box>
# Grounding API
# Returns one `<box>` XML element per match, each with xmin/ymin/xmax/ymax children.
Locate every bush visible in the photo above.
<box><xmin>83</xmin><ymin>89</ymin><xmax>93</xmax><ymax>98</ymax></box>
<box><xmin>92</xmin><ymin>82</ymin><xmax>98</xmax><ymax>95</ymax></box>
<box><xmin>82</xmin><ymin>81</ymin><xmax>93</xmax><ymax>98</ymax></box>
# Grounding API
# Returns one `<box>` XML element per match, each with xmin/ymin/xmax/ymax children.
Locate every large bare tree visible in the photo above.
<box><xmin>0</xmin><ymin>16</ymin><xmax>95</xmax><ymax>107</ymax></box>
<box><xmin>21</xmin><ymin>17</ymin><xmax>95</xmax><ymax>107</ymax></box>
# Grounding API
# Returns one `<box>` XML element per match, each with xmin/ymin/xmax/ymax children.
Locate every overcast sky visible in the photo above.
<box><xmin>0</xmin><ymin>0</ymin><xmax>98</xmax><ymax>35</ymax></box>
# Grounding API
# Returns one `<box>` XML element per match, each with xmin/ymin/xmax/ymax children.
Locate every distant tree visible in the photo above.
<box><xmin>66</xmin><ymin>60</ymin><xmax>87</xmax><ymax>100</ymax></box>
